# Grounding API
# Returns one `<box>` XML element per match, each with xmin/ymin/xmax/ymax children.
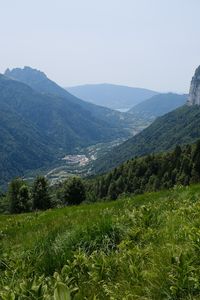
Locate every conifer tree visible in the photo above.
<box><xmin>32</xmin><ymin>176</ymin><xmax>51</xmax><ymax>210</ymax></box>
<box><xmin>9</xmin><ymin>178</ymin><xmax>25</xmax><ymax>213</ymax></box>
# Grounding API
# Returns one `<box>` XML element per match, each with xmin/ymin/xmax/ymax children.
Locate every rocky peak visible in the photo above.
<box><xmin>187</xmin><ymin>65</ymin><xmax>200</xmax><ymax>106</ymax></box>
<box><xmin>4</xmin><ymin>66</ymin><xmax>47</xmax><ymax>84</ymax></box>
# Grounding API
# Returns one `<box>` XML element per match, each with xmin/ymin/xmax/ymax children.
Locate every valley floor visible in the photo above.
<box><xmin>24</xmin><ymin>138</ymin><xmax>127</xmax><ymax>185</ymax></box>
<box><xmin>1</xmin><ymin>185</ymin><xmax>200</xmax><ymax>299</ymax></box>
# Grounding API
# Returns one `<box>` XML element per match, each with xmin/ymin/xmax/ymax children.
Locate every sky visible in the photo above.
<box><xmin>0</xmin><ymin>0</ymin><xmax>200</xmax><ymax>93</ymax></box>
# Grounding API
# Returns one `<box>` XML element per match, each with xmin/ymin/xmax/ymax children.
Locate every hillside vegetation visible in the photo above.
<box><xmin>88</xmin><ymin>141</ymin><xmax>200</xmax><ymax>201</ymax></box>
<box><xmin>2</xmin><ymin>185</ymin><xmax>200</xmax><ymax>299</ymax></box>
<box><xmin>93</xmin><ymin>105</ymin><xmax>200</xmax><ymax>173</ymax></box>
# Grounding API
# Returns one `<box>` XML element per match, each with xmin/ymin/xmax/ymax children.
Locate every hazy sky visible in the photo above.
<box><xmin>0</xmin><ymin>0</ymin><xmax>200</xmax><ymax>93</ymax></box>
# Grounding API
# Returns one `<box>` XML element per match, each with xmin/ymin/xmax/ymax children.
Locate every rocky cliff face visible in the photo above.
<box><xmin>188</xmin><ymin>66</ymin><xmax>200</xmax><ymax>105</ymax></box>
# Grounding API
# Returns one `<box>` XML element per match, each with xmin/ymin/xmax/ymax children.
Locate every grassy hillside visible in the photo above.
<box><xmin>93</xmin><ymin>105</ymin><xmax>200</xmax><ymax>174</ymax></box>
<box><xmin>2</xmin><ymin>185</ymin><xmax>200</xmax><ymax>299</ymax></box>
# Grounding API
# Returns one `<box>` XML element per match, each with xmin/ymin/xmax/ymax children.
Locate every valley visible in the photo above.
<box><xmin>34</xmin><ymin>138</ymin><xmax>128</xmax><ymax>185</ymax></box>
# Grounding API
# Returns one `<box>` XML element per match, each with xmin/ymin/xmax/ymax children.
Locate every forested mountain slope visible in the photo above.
<box><xmin>88</xmin><ymin>141</ymin><xmax>200</xmax><ymax>201</ymax></box>
<box><xmin>129</xmin><ymin>92</ymin><xmax>187</xmax><ymax>120</ymax></box>
<box><xmin>4</xmin><ymin>67</ymin><xmax>137</xmax><ymax>132</ymax></box>
<box><xmin>93</xmin><ymin>105</ymin><xmax>200</xmax><ymax>173</ymax></box>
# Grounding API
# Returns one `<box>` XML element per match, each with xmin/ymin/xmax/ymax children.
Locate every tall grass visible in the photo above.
<box><xmin>1</xmin><ymin>185</ymin><xmax>200</xmax><ymax>299</ymax></box>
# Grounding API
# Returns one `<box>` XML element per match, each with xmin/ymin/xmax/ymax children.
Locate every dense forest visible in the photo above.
<box><xmin>87</xmin><ymin>140</ymin><xmax>200</xmax><ymax>200</ymax></box>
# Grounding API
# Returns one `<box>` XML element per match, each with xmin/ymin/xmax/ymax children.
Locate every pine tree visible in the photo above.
<box><xmin>32</xmin><ymin>176</ymin><xmax>51</xmax><ymax>210</ymax></box>
<box><xmin>108</xmin><ymin>181</ymin><xmax>118</xmax><ymax>200</ymax></box>
<box><xmin>8</xmin><ymin>178</ymin><xmax>24</xmax><ymax>213</ymax></box>
<box><xmin>18</xmin><ymin>185</ymin><xmax>31</xmax><ymax>212</ymax></box>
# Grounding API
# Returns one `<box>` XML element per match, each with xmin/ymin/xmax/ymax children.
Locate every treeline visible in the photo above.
<box><xmin>2</xmin><ymin>140</ymin><xmax>200</xmax><ymax>214</ymax></box>
<box><xmin>87</xmin><ymin>140</ymin><xmax>200</xmax><ymax>200</ymax></box>
<box><xmin>4</xmin><ymin>176</ymin><xmax>86</xmax><ymax>214</ymax></box>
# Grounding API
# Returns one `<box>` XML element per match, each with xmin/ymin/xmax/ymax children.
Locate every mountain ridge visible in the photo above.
<box><xmin>67</xmin><ymin>83</ymin><xmax>158</xmax><ymax>110</ymax></box>
<box><xmin>4</xmin><ymin>67</ymin><xmax>139</xmax><ymax>134</ymax></box>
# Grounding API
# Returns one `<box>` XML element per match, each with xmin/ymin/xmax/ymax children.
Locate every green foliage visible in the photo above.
<box><xmin>32</xmin><ymin>176</ymin><xmax>51</xmax><ymax>210</ymax></box>
<box><xmin>2</xmin><ymin>185</ymin><xmax>200</xmax><ymax>298</ymax></box>
<box><xmin>63</xmin><ymin>177</ymin><xmax>86</xmax><ymax>205</ymax></box>
<box><xmin>18</xmin><ymin>184</ymin><xmax>31</xmax><ymax>212</ymax></box>
<box><xmin>8</xmin><ymin>178</ymin><xmax>30</xmax><ymax>214</ymax></box>
<box><xmin>88</xmin><ymin>140</ymin><xmax>200</xmax><ymax>201</ymax></box>
<box><xmin>54</xmin><ymin>282</ymin><xmax>71</xmax><ymax>300</ymax></box>
<box><xmin>0</xmin><ymin>195</ymin><xmax>9</xmax><ymax>214</ymax></box>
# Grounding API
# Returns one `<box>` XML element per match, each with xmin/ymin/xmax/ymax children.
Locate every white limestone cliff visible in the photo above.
<box><xmin>187</xmin><ymin>66</ymin><xmax>200</xmax><ymax>106</ymax></box>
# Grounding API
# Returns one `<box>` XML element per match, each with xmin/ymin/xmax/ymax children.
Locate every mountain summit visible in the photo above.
<box><xmin>188</xmin><ymin>66</ymin><xmax>200</xmax><ymax>106</ymax></box>
<box><xmin>4</xmin><ymin>66</ymin><xmax>48</xmax><ymax>84</ymax></box>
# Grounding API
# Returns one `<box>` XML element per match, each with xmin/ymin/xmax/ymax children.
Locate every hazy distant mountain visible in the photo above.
<box><xmin>66</xmin><ymin>83</ymin><xmax>158</xmax><ymax>110</ymax></box>
<box><xmin>129</xmin><ymin>93</ymin><xmax>187</xmax><ymax>120</ymax></box>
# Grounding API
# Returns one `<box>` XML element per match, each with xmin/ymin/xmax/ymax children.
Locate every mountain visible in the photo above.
<box><xmin>92</xmin><ymin>105</ymin><xmax>200</xmax><ymax>174</ymax></box>
<box><xmin>92</xmin><ymin>66</ymin><xmax>200</xmax><ymax>174</ymax></box>
<box><xmin>0</xmin><ymin>73</ymin><xmax>135</xmax><ymax>185</ymax></box>
<box><xmin>187</xmin><ymin>65</ymin><xmax>200</xmax><ymax>105</ymax></box>
<box><xmin>66</xmin><ymin>83</ymin><xmax>158</xmax><ymax>110</ymax></box>
<box><xmin>128</xmin><ymin>93</ymin><xmax>187</xmax><ymax>120</ymax></box>
<box><xmin>4</xmin><ymin>67</ymin><xmax>137</xmax><ymax>133</ymax></box>
<box><xmin>0</xmin><ymin>75</ymin><xmax>55</xmax><ymax>184</ymax></box>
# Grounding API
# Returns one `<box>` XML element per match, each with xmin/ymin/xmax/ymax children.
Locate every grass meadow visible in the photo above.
<box><xmin>2</xmin><ymin>185</ymin><xmax>200</xmax><ymax>299</ymax></box>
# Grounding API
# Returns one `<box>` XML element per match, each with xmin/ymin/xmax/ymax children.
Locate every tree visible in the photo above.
<box><xmin>108</xmin><ymin>181</ymin><xmax>118</xmax><ymax>200</ymax></box>
<box><xmin>18</xmin><ymin>185</ymin><xmax>31</xmax><ymax>212</ymax></box>
<box><xmin>63</xmin><ymin>177</ymin><xmax>86</xmax><ymax>205</ymax></box>
<box><xmin>32</xmin><ymin>176</ymin><xmax>51</xmax><ymax>210</ymax></box>
<box><xmin>192</xmin><ymin>140</ymin><xmax>200</xmax><ymax>179</ymax></box>
<box><xmin>8</xmin><ymin>178</ymin><xmax>28</xmax><ymax>213</ymax></box>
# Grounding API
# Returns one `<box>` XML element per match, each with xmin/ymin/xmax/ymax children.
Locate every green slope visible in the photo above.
<box><xmin>87</xmin><ymin>141</ymin><xmax>200</xmax><ymax>201</ymax></box>
<box><xmin>2</xmin><ymin>184</ymin><xmax>200</xmax><ymax>299</ymax></box>
<box><xmin>129</xmin><ymin>92</ymin><xmax>187</xmax><ymax>119</ymax></box>
<box><xmin>4</xmin><ymin>67</ymin><xmax>138</xmax><ymax>133</ymax></box>
<box><xmin>93</xmin><ymin>105</ymin><xmax>200</xmax><ymax>173</ymax></box>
